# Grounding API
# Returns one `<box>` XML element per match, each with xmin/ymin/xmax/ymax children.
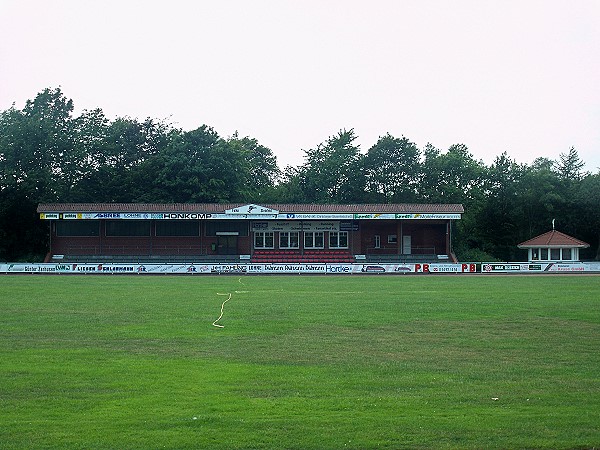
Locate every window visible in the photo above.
<box><xmin>280</xmin><ymin>232</ymin><xmax>299</xmax><ymax>249</ymax></box>
<box><xmin>156</xmin><ymin>221</ymin><xmax>199</xmax><ymax>236</ymax></box>
<box><xmin>304</xmin><ymin>232</ymin><xmax>324</xmax><ymax>248</ymax></box>
<box><xmin>56</xmin><ymin>221</ymin><xmax>100</xmax><ymax>237</ymax></box>
<box><xmin>532</xmin><ymin>249</ymin><xmax>540</xmax><ymax>260</ymax></box>
<box><xmin>255</xmin><ymin>232</ymin><xmax>274</xmax><ymax>249</ymax></box>
<box><xmin>374</xmin><ymin>235</ymin><xmax>381</xmax><ymax>249</ymax></box>
<box><xmin>205</xmin><ymin>221</ymin><xmax>248</xmax><ymax>236</ymax></box>
<box><xmin>540</xmin><ymin>248</ymin><xmax>548</xmax><ymax>260</ymax></box>
<box><xmin>388</xmin><ymin>234</ymin><xmax>397</xmax><ymax>244</ymax></box>
<box><xmin>562</xmin><ymin>248</ymin><xmax>572</xmax><ymax>260</ymax></box>
<box><xmin>550</xmin><ymin>248</ymin><xmax>561</xmax><ymax>260</ymax></box>
<box><xmin>106</xmin><ymin>220</ymin><xmax>151</xmax><ymax>236</ymax></box>
<box><xmin>329</xmin><ymin>231</ymin><xmax>348</xmax><ymax>248</ymax></box>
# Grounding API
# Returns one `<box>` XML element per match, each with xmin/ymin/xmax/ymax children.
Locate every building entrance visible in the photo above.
<box><xmin>216</xmin><ymin>234</ymin><xmax>238</xmax><ymax>255</ymax></box>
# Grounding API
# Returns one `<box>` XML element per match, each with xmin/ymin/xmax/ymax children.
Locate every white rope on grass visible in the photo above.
<box><xmin>212</xmin><ymin>292</ymin><xmax>232</xmax><ymax>328</ymax></box>
<box><xmin>212</xmin><ymin>278</ymin><xmax>249</xmax><ymax>328</ymax></box>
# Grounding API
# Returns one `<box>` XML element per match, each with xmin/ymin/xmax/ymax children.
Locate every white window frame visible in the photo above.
<box><xmin>254</xmin><ymin>231</ymin><xmax>274</xmax><ymax>249</ymax></box>
<box><xmin>304</xmin><ymin>231</ymin><xmax>324</xmax><ymax>249</ymax></box>
<box><xmin>530</xmin><ymin>247</ymin><xmax>576</xmax><ymax>261</ymax></box>
<box><xmin>280</xmin><ymin>231</ymin><xmax>299</xmax><ymax>249</ymax></box>
<box><xmin>329</xmin><ymin>231</ymin><xmax>348</xmax><ymax>249</ymax></box>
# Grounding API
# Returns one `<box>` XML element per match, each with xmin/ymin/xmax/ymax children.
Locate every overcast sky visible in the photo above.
<box><xmin>1</xmin><ymin>0</ymin><xmax>599</xmax><ymax>172</ymax></box>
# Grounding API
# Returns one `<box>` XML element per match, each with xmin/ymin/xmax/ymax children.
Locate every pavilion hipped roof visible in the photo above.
<box><xmin>518</xmin><ymin>230</ymin><xmax>589</xmax><ymax>249</ymax></box>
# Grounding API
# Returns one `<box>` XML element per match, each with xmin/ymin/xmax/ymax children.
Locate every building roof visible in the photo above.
<box><xmin>517</xmin><ymin>230</ymin><xmax>590</xmax><ymax>249</ymax></box>
<box><xmin>37</xmin><ymin>203</ymin><xmax>464</xmax><ymax>214</ymax></box>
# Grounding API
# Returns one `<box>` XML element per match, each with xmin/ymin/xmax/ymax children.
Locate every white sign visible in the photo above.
<box><xmin>225</xmin><ymin>204</ymin><xmax>279</xmax><ymax>215</ymax></box>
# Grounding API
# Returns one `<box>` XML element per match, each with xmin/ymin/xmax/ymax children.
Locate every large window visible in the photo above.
<box><xmin>106</xmin><ymin>220</ymin><xmax>151</xmax><ymax>236</ymax></box>
<box><xmin>56</xmin><ymin>221</ymin><xmax>100</xmax><ymax>237</ymax></box>
<box><xmin>280</xmin><ymin>232</ymin><xmax>299</xmax><ymax>249</ymax></box>
<box><xmin>205</xmin><ymin>221</ymin><xmax>248</xmax><ymax>236</ymax></box>
<box><xmin>254</xmin><ymin>232</ymin><xmax>274</xmax><ymax>249</ymax></box>
<box><xmin>329</xmin><ymin>231</ymin><xmax>348</xmax><ymax>248</ymax></box>
<box><xmin>304</xmin><ymin>232</ymin><xmax>324</xmax><ymax>249</ymax></box>
<box><xmin>532</xmin><ymin>247</ymin><xmax>574</xmax><ymax>261</ymax></box>
<box><xmin>156</xmin><ymin>221</ymin><xmax>200</xmax><ymax>236</ymax></box>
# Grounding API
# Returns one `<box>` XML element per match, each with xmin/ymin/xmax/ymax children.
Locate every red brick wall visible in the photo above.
<box><xmin>49</xmin><ymin>219</ymin><xmax>450</xmax><ymax>257</ymax></box>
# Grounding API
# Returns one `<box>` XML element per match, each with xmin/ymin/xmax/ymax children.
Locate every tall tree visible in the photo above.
<box><xmin>576</xmin><ymin>173</ymin><xmax>600</xmax><ymax>260</ymax></box>
<box><xmin>59</xmin><ymin>108</ymin><xmax>110</xmax><ymax>201</ymax></box>
<box><xmin>476</xmin><ymin>153</ymin><xmax>526</xmax><ymax>260</ymax></box>
<box><xmin>518</xmin><ymin>158</ymin><xmax>564</xmax><ymax>237</ymax></box>
<box><xmin>418</xmin><ymin>143</ymin><xmax>485</xmax><ymax>205</ymax></box>
<box><xmin>0</xmin><ymin>87</ymin><xmax>75</xmax><ymax>201</ymax></box>
<box><xmin>299</xmin><ymin>129</ymin><xmax>365</xmax><ymax>203</ymax></box>
<box><xmin>224</xmin><ymin>134</ymin><xmax>280</xmax><ymax>200</ymax></box>
<box><xmin>0</xmin><ymin>88</ymin><xmax>78</xmax><ymax>261</ymax></box>
<box><xmin>418</xmin><ymin>144</ymin><xmax>486</xmax><ymax>261</ymax></box>
<box><xmin>555</xmin><ymin>146</ymin><xmax>586</xmax><ymax>182</ymax></box>
<box><xmin>75</xmin><ymin>116</ymin><xmax>171</xmax><ymax>202</ymax></box>
<box><xmin>363</xmin><ymin>133</ymin><xmax>420</xmax><ymax>203</ymax></box>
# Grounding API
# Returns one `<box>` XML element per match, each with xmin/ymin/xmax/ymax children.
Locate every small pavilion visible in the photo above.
<box><xmin>518</xmin><ymin>230</ymin><xmax>590</xmax><ymax>262</ymax></box>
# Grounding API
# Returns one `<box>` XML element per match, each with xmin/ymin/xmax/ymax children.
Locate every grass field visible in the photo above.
<box><xmin>1</xmin><ymin>274</ymin><xmax>599</xmax><ymax>449</ymax></box>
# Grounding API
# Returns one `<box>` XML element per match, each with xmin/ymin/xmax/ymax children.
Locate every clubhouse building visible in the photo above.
<box><xmin>38</xmin><ymin>203</ymin><xmax>463</xmax><ymax>264</ymax></box>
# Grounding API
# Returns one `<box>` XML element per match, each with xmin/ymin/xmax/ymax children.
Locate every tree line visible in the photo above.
<box><xmin>1</xmin><ymin>88</ymin><xmax>598</xmax><ymax>261</ymax></box>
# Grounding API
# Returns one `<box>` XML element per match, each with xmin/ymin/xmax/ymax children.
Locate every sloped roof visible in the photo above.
<box><xmin>37</xmin><ymin>203</ymin><xmax>464</xmax><ymax>214</ymax></box>
<box><xmin>518</xmin><ymin>230</ymin><xmax>590</xmax><ymax>248</ymax></box>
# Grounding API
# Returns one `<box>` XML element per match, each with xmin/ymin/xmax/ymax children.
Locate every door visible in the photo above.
<box><xmin>402</xmin><ymin>235</ymin><xmax>412</xmax><ymax>255</ymax></box>
<box><xmin>217</xmin><ymin>235</ymin><xmax>238</xmax><ymax>255</ymax></box>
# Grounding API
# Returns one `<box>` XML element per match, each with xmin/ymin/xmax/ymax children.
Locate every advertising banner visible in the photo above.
<box><xmin>2</xmin><ymin>262</ymin><xmax>598</xmax><ymax>274</ymax></box>
<box><xmin>280</xmin><ymin>213</ymin><xmax>354</xmax><ymax>220</ymax></box>
<box><xmin>395</xmin><ymin>213</ymin><xmax>462</xmax><ymax>220</ymax></box>
<box><xmin>481</xmin><ymin>262</ymin><xmax>600</xmax><ymax>273</ymax></box>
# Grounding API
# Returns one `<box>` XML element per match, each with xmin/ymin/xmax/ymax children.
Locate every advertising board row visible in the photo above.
<box><xmin>2</xmin><ymin>262</ymin><xmax>598</xmax><ymax>274</ymax></box>
<box><xmin>0</xmin><ymin>263</ymin><xmax>477</xmax><ymax>274</ymax></box>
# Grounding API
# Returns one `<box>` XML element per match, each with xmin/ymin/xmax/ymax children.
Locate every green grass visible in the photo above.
<box><xmin>1</xmin><ymin>274</ymin><xmax>599</xmax><ymax>449</ymax></box>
